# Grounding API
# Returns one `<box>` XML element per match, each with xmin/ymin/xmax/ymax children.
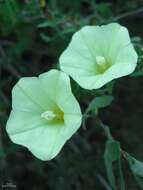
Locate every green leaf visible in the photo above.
<box><xmin>104</xmin><ymin>140</ymin><xmax>121</xmax><ymax>190</ymax></box>
<box><xmin>38</xmin><ymin>21</ymin><xmax>55</xmax><ymax>28</ymax></box>
<box><xmin>85</xmin><ymin>95</ymin><xmax>113</xmax><ymax>114</ymax></box>
<box><xmin>4</xmin><ymin>0</ymin><xmax>19</xmax><ymax>23</ymax></box>
<box><xmin>134</xmin><ymin>175</ymin><xmax>143</xmax><ymax>190</ymax></box>
<box><xmin>0</xmin><ymin>0</ymin><xmax>20</xmax><ymax>34</ymax></box>
<box><xmin>38</xmin><ymin>18</ymin><xmax>64</xmax><ymax>28</ymax></box>
<box><xmin>125</xmin><ymin>152</ymin><xmax>143</xmax><ymax>189</ymax></box>
<box><xmin>106</xmin><ymin>81</ymin><xmax>115</xmax><ymax>94</ymax></box>
<box><xmin>131</xmin><ymin>69</ymin><xmax>143</xmax><ymax>77</ymax></box>
<box><xmin>105</xmin><ymin>140</ymin><xmax>121</xmax><ymax>163</ymax></box>
<box><xmin>125</xmin><ymin>153</ymin><xmax>143</xmax><ymax>177</ymax></box>
<box><xmin>40</xmin><ymin>33</ymin><xmax>53</xmax><ymax>43</ymax></box>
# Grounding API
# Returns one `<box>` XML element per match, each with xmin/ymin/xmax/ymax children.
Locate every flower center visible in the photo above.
<box><xmin>41</xmin><ymin>110</ymin><xmax>64</xmax><ymax>122</ymax></box>
<box><xmin>41</xmin><ymin>110</ymin><xmax>56</xmax><ymax>121</ymax></box>
<box><xmin>96</xmin><ymin>56</ymin><xmax>106</xmax><ymax>66</ymax></box>
<box><xmin>95</xmin><ymin>56</ymin><xmax>110</xmax><ymax>74</ymax></box>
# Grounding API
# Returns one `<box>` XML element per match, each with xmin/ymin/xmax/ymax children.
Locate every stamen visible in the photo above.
<box><xmin>41</xmin><ymin>110</ymin><xmax>56</xmax><ymax>121</ymax></box>
<box><xmin>96</xmin><ymin>56</ymin><xmax>106</xmax><ymax>66</ymax></box>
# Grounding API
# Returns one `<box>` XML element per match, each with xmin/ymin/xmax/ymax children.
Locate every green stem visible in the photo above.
<box><xmin>96</xmin><ymin>118</ymin><xmax>113</xmax><ymax>140</ymax></box>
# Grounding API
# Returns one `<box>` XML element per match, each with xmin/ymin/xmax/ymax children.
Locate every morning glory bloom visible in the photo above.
<box><xmin>60</xmin><ymin>23</ymin><xmax>138</xmax><ymax>89</ymax></box>
<box><xmin>6</xmin><ymin>70</ymin><xmax>82</xmax><ymax>160</ymax></box>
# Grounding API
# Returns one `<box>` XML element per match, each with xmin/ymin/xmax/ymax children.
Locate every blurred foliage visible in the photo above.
<box><xmin>1</xmin><ymin>0</ymin><xmax>143</xmax><ymax>189</ymax></box>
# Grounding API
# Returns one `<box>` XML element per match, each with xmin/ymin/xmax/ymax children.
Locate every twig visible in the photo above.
<box><xmin>96</xmin><ymin>174</ymin><xmax>112</xmax><ymax>190</ymax></box>
<box><xmin>7</xmin><ymin>65</ymin><xmax>21</xmax><ymax>78</ymax></box>
<box><xmin>0</xmin><ymin>45</ymin><xmax>21</xmax><ymax>78</ymax></box>
<box><xmin>1</xmin><ymin>92</ymin><xmax>10</xmax><ymax>106</ymax></box>
<box><xmin>0</xmin><ymin>126</ymin><xmax>6</xmax><ymax>166</ymax></box>
<box><xmin>112</xmin><ymin>7</ymin><xmax>143</xmax><ymax>21</ymax></box>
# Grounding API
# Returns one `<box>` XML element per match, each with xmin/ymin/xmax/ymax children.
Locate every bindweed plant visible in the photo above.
<box><xmin>5</xmin><ymin>21</ymin><xmax>143</xmax><ymax>190</ymax></box>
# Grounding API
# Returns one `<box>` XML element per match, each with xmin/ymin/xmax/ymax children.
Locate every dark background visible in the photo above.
<box><xmin>0</xmin><ymin>0</ymin><xmax>143</xmax><ymax>189</ymax></box>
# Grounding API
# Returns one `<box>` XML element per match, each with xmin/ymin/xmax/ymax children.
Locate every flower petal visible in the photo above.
<box><xmin>9</xmin><ymin>123</ymin><xmax>67</xmax><ymax>160</ymax></box>
<box><xmin>39</xmin><ymin>69</ymin><xmax>82</xmax><ymax>115</ymax></box>
<box><xmin>12</xmin><ymin>77</ymin><xmax>57</xmax><ymax>113</ymax></box>
<box><xmin>6</xmin><ymin>110</ymin><xmax>47</xmax><ymax>135</ymax></box>
<box><xmin>60</xmin><ymin>23</ymin><xmax>138</xmax><ymax>89</ymax></box>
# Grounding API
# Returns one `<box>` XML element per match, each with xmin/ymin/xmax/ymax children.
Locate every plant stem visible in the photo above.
<box><xmin>96</xmin><ymin>118</ymin><xmax>114</xmax><ymax>140</ymax></box>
